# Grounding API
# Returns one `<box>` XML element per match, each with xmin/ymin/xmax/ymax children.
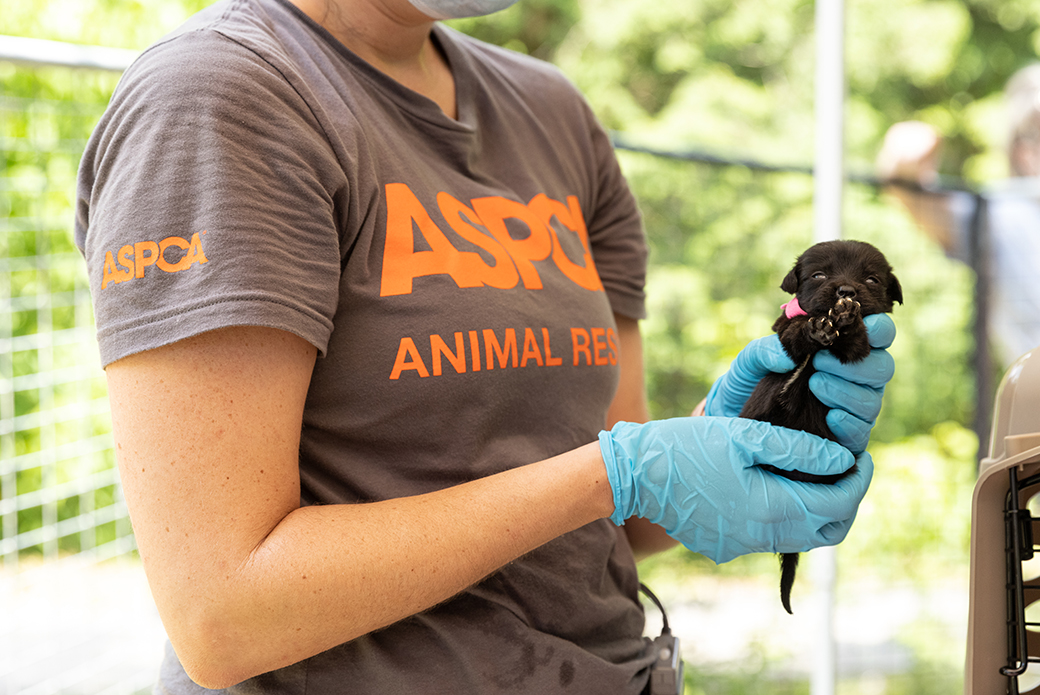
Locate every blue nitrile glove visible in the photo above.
<box><xmin>811</xmin><ymin>313</ymin><xmax>896</xmax><ymax>454</ymax></box>
<box><xmin>703</xmin><ymin>335</ymin><xmax>795</xmax><ymax>417</ymax></box>
<box><xmin>599</xmin><ymin>417</ymin><xmax>873</xmax><ymax>564</ymax></box>
<box><xmin>704</xmin><ymin>313</ymin><xmax>897</xmax><ymax>454</ymax></box>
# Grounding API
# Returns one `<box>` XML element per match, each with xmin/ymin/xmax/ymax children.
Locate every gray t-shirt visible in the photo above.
<box><xmin>75</xmin><ymin>0</ymin><xmax>654</xmax><ymax>693</ymax></box>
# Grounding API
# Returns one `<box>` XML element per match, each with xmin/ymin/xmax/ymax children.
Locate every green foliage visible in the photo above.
<box><xmin>447</xmin><ymin>0</ymin><xmax>579</xmax><ymax>61</ymax></box>
<box><xmin>621</xmin><ymin>147</ymin><xmax>977</xmax><ymax>440</ymax></box>
<box><xmin>546</xmin><ymin>0</ymin><xmax>1007</xmax><ymax>439</ymax></box>
<box><xmin>1</xmin><ymin>49</ymin><xmax>129</xmax><ymax>559</ymax></box>
<box><xmin>0</xmin><ymin>0</ymin><xmax>215</xmax><ymax>49</ymax></box>
<box><xmin>842</xmin><ymin>421</ymin><xmax>976</xmax><ymax>578</ymax></box>
<box><xmin>552</xmin><ymin>0</ymin><xmax>1040</xmax><ymax>180</ymax></box>
<box><xmin>634</xmin><ymin>164</ymin><xmax>815</xmax><ymax>419</ymax></box>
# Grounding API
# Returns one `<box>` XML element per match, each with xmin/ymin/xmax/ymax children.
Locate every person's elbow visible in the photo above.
<box><xmin>182</xmin><ymin>656</ymin><xmax>247</xmax><ymax>691</ymax></box>
<box><xmin>162</xmin><ymin>588</ymin><xmax>291</xmax><ymax>690</ymax></box>
<box><xmin>168</xmin><ymin>607</ymin><xmax>264</xmax><ymax>689</ymax></box>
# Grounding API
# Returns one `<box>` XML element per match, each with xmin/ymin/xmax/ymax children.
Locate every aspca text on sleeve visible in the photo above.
<box><xmin>100</xmin><ymin>232</ymin><xmax>209</xmax><ymax>288</ymax></box>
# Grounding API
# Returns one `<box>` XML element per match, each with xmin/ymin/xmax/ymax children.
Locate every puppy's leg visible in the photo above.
<box><xmin>770</xmin><ymin>309</ymin><xmax>859</xmax><ymax>615</ymax></box>
<box><xmin>828</xmin><ymin>296</ymin><xmax>861</xmax><ymax>329</ymax></box>
<box><xmin>807</xmin><ymin>316</ymin><xmax>838</xmax><ymax>346</ymax></box>
<box><xmin>828</xmin><ymin>299</ymin><xmax>873</xmax><ymax>364</ymax></box>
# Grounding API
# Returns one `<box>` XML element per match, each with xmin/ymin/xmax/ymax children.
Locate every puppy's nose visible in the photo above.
<box><xmin>836</xmin><ymin>285</ymin><xmax>857</xmax><ymax>298</ymax></box>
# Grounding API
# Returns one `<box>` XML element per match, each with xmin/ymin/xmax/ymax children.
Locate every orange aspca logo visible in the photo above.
<box><xmin>380</xmin><ymin>184</ymin><xmax>603</xmax><ymax>296</ymax></box>
<box><xmin>101</xmin><ymin>232</ymin><xmax>209</xmax><ymax>289</ymax></box>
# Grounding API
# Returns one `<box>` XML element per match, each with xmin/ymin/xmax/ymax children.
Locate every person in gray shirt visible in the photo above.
<box><xmin>76</xmin><ymin>0</ymin><xmax>889</xmax><ymax>692</ymax></box>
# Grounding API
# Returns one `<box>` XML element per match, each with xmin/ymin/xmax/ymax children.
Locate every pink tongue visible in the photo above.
<box><xmin>781</xmin><ymin>298</ymin><xmax>808</xmax><ymax>319</ymax></box>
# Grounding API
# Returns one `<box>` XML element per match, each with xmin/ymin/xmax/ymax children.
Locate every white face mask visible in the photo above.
<box><xmin>407</xmin><ymin>0</ymin><xmax>520</xmax><ymax>20</ymax></box>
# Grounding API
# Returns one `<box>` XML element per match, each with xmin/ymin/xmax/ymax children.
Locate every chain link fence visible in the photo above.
<box><xmin>0</xmin><ymin>36</ymin><xmax>136</xmax><ymax>571</ymax></box>
<box><xmin>0</xmin><ymin>38</ymin><xmax>168</xmax><ymax>695</ymax></box>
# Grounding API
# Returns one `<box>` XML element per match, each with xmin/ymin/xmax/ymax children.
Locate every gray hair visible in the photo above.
<box><xmin>1006</xmin><ymin>63</ymin><xmax>1040</xmax><ymax>175</ymax></box>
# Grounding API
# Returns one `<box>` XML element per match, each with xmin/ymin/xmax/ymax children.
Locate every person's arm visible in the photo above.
<box><xmin>875</xmin><ymin>121</ymin><xmax>959</xmax><ymax>251</ymax></box>
<box><xmin>607</xmin><ymin>315</ymin><xmax>680</xmax><ymax>560</ymax></box>
<box><xmin>107</xmin><ymin>325</ymin><xmax>616</xmax><ymax>689</ymax></box>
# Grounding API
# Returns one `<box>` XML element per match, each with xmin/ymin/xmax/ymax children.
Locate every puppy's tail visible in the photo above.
<box><xmin>779</xmin><ymin>552</ymin><xmax>799</xmax><ymax>614</ymax></box>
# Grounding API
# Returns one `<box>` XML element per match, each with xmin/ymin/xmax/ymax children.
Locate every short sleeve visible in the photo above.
<box><xmin>581</xmin><ymin>103</ymin><xmax>648</xmax><ymax>320</ymax></box>
<box><xmin>75</xmin><ymin>29</ymin><xmax>348</xmax><ymax>366</ymax></box>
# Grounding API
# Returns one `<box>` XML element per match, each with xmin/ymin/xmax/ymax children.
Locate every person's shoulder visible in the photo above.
<box><xmin>87</xmin><ymin>0</ymin><xmax>330</xmax><ymax>177</ymax></box>
<box><xmin>116</xmin><ymin>0</ymin><xmax>297</xmax><ymax>104</ymax></box>
<box><xmin>438</xmin><ymin>24</ymin><xmax>579</xmax><ymax>96</ymax></box>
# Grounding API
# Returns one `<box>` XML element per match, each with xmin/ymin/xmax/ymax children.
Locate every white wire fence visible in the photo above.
<box><xmin>1</xmin><ymin>35</ymin><xmax>136</xmax><ymax>572</ymax></box>
<box><xmin>0</xmin><ymin>38</ymin><xmax>166</xmax><ymax>695</ymax></box>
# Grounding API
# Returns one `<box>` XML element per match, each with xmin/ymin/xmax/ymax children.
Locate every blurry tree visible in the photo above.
<box><xmin>538</xmin><ymin>0</ymin><xmax>1026</xmax><ymax>442</ymax></box>
<box><xmin>449</xmin><ymin>0</ymin><xmax>579</xmax><ymax>61</ymax></box>
<box><xmin>1</xmin><ymin>0</ymin><xmax>214</xmax><ymax>49</ymax></box>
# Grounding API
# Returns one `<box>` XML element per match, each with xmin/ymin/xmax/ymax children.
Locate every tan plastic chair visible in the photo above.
<box><xmin>967</xmin><ymin>347</ymin><xmax>1040</xmax><ymax>694</ymax></box>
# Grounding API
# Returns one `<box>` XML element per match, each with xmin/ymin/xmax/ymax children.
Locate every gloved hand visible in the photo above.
<box><xmin>703</xmin><ymin>335</ymin><xmax>795</xmax><ymax>417</ymax></box>
<box><xmin>599</xmin><ymin>416</ymin><xmax>873</xmax><ymax>564</ymax></box>
<box><xmin>704</xmin><ymin>313</ymin><xmax>896</xmax><ymax>453</ymax></box>
<box><xmin>812</xmin><ymin>313</ymin><xmax>896</xmax><ymax>453</ymax></box>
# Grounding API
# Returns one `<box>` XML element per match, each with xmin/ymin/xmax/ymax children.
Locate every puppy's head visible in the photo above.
<box><xmin>781</xmin><ymin>240</ymin><xmax>902</xmax><ymax>316</ymax></box>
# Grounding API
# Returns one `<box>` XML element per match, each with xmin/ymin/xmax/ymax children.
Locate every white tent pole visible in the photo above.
<box><xmin>811</xmin><ymin>1</ymin><xmax>845</xmax><ymax>694</ymax></box>
<box><xmin>813</xmin><ymin>0</ymin><xmax>845</xmax><ymax>245</ymax></box>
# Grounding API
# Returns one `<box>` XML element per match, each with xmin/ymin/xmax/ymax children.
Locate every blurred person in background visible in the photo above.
<box><xmin>876</xmin><ymin>63</ymin><xmax>1040</xmax><ymax>365</ymax></box>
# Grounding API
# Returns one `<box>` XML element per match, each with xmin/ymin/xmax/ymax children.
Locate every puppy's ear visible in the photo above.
<box><xmin>888</xmin><ymin>273</ymin><xmax>904</xmax><ymax>305</ymax></box>
<box><xmin>781</xmin><ymin>264</ymin><xmax>800</xmax><ymax>294</ymax></box>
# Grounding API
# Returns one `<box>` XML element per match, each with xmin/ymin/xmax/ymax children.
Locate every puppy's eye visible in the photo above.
<box><xmin>811</xmin><ymin>272</ymin><xmax>826</xmax><ymax>280</ymax></box>
<box><xmin>866</xmin><ymin>276</ymin><xmax>879</xmax><ymax>284</ymax></box>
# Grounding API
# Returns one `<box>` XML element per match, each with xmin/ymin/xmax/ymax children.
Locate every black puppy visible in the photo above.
<box><xmin>739</xmin><ymin>240</ymin><xmax>901</xmax><ymax>614</ymax></box>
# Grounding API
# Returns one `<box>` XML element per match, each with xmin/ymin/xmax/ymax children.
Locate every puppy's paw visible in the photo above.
<box><xmin>807</xmin><ymin>316</ymin><xmax>838</xmax><ymax>345</ymax></box>
<box><xmin>828</xmin><ymin>297</ymin><xmax>861</xmax><ymax>329</ymax></box>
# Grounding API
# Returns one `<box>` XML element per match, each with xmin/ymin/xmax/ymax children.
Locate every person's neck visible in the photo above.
<box><xmin>288</xmin><ymin>0</ymin><xmax>456</xmax><ymax>118</ymax></box>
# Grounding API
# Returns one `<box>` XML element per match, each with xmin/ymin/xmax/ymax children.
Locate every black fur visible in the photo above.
<box><xmin>738</xmin><ymin>240</ymin><xmax>901</xmax><ymax>614</ymax></box>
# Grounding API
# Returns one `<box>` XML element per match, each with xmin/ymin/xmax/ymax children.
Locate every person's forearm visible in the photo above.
<box><xmin>159</xmin><ymin>443</ymin><xmax>613</xmax><ymax>689</ymax></box>
<box><xmin>621</xmin><ymin>516</ymin><xmax>679</xmax><ymax>561</ymax></box>
<box><xmin>884</xmin><ymin>184</ymin><xmax>957</xmax><ymax>251</ymax></box>
<box><xmin>109</xmin><ymin>324</ymin><xmax>626</xmax><ymax>687</ymax></box>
